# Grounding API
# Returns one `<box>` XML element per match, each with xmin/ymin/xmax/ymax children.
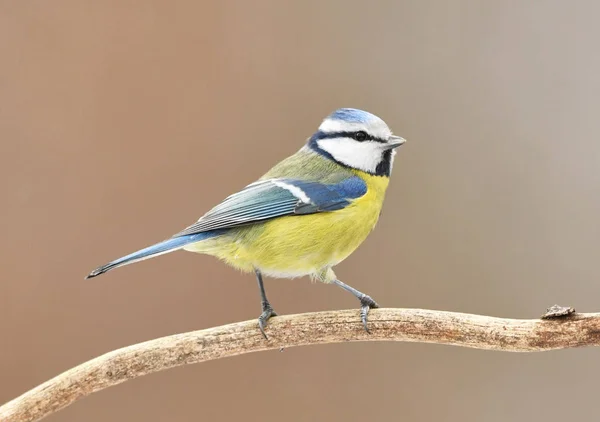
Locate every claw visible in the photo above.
<box><xmin>258</xmin><ymin>304</ymin><xmax>277</xmax><ymax>340</ymax></box>
<box><xmin>254</xmin><ymin>269</ymin><xmax>277</xmax><ymax>340</ymax></box>
<box><xmin>359</xmin><ymin>295</ymin><xmax>379</xmax><ymax>333</ymax></box>
<box><xmin>331</xmin><ymin>279</ymin><xmax>380</xmax><ymax>333</ymax></box>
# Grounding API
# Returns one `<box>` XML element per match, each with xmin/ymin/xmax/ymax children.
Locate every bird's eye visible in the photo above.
<box><xmin>354</xmin><ymin>131</ymin><xmax>368</xmax><ymax>142</ymax></box>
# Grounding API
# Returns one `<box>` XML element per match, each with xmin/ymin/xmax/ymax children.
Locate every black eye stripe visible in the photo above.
<box><xmin>314</xmin><ymin>131</ymin><xmax>387</xmax><ymax>143</ymax></box>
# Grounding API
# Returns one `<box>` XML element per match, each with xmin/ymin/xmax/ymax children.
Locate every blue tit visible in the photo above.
<box><xmin>86</xmin><ymin>108</ymin><xmax>406</xmax><ymax>338</ymax></box>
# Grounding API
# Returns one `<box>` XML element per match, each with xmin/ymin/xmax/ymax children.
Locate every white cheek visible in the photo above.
<box><xmin>317</xmin><ymin>138</ymin><xmax>383</xmax><ymax>173</ymax></box>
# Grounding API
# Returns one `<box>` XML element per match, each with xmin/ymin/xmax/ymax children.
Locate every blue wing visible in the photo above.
<box><xmin>173</xmin><ymin>176</ymin><xmax>367</xmax><ymax>237</ymax></box>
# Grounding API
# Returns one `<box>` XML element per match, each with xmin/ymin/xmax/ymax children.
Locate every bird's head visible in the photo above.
<box><xmin>307</xmin><ymin>108</ymin><xmax>406</xmax><ymax>176</ymax></box>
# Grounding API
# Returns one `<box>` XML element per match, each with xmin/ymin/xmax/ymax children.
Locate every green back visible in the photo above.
<box><xmin>260</xmin><ymin>146</ymin><xmax>354</xmax><ymax>183</ymax></box>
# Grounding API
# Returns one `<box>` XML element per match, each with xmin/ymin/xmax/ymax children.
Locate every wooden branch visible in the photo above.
<box><xmin>2</xmin><ymin>307</ymin><xmax>599</xmax><ymax>422</ymax></box>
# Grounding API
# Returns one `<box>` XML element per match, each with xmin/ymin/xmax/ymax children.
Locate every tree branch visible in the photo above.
<box><xmin>2</xmin><ymin>307</ymin><xmax>599</xmax><ymax>422</ymax></box>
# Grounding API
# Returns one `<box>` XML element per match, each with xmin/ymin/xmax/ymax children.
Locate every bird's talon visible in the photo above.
<box><xmin>359</xmin><ymin>295</ymin><xmax>379</xmax><ymax>333</ymax></box>
<box><xmin>360</xmin><ymin>305</ymin><xmax>371</xmax><ymax>333</ymax></box>
<box><xmin>258</xmin><ymin>305</ymin><xmax>277</xmax><ymax>340</ymax></box>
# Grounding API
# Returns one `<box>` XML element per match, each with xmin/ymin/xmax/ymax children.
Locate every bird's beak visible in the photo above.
<box><xmin>385</xmin><ymin>135</ymin><xmax>406</xmax><ymax>150</ymax></box>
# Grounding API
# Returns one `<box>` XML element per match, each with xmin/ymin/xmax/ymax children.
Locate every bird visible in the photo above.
<box><xmin>86</xmin><ymin>108</ymin><xmax>406</xmax><ymax>338</ymax></box>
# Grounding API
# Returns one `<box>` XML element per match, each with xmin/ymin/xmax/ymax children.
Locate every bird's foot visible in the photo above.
<box><xmin>258</xmin><ymin>303</ymin><xmax>277</xmax><ymax>340</ymax></box>
<box><xmin>359</xmin><ymin>294</ymin><xmax>379</xmax><ymax>333</ymax></box>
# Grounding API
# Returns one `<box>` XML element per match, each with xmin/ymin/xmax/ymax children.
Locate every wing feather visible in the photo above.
<box><xmin>173</xmin><ymin>176</ymin><xmax>367</xmax><ymax>237</ymax></box>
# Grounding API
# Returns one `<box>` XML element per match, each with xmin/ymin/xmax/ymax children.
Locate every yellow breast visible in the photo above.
<box><xmin>186</xmin><ymin>170</ymin><xmax>390</xmax><ymax>279</ymax></box>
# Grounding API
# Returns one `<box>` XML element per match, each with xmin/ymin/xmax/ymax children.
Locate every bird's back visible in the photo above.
<box><xmin>260</xmin><ymin>146</ymin><xmax>353</xmax><ymax>183</ymax></box>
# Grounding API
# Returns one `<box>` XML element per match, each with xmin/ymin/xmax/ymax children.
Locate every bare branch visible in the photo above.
<box><xmin>2</xmin><ymin>307</ymin><xmax>599</xmax><ymax>422</ymax></box>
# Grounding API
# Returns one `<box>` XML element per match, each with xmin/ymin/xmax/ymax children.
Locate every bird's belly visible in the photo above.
<box><xmin>246</xmin><ymin>208</ymin><xmax>379</xmax><ymax>277</ymax></box>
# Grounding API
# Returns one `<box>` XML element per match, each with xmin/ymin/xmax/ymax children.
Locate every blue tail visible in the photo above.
<box><xmin>85</xmin><ymin>231</ymin><xmax>221</xmax><ymax>279</ymax></box>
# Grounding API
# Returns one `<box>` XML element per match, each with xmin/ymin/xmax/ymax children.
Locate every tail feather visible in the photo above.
<box><xmin>85</xmin><ymin>232</ymin><xmax>219</xmax><ymax>279</ymax></box>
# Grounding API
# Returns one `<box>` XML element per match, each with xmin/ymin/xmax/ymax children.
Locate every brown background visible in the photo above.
<box><xmin>2</xmin><ymin>1</ymin><xmax>600</xmax><ymax>421</ymax></box>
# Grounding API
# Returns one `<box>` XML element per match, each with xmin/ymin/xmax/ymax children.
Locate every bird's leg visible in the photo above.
<box><xmin>255</xmin><ymin>269</ymin><xmax>277</xmax><ymax>339</ymax></box>
<box><xmin>331</xmin><ymin>279</ymin><xmax>379</xmax><ymax>333</ymax></box>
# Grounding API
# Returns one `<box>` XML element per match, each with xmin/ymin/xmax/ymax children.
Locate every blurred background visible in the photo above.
<box><xmin>2</xmin><ymin>1</ymin><xmax>600</xmax><ymax>421</ymax></box>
